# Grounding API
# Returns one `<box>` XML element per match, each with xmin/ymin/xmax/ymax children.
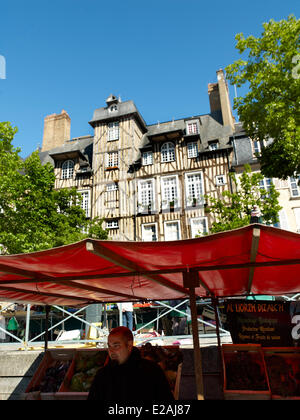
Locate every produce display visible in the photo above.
<box><xmin>225</xmin><ymin>351</ymin><xmax>268</xmax><ymax>391</ymax></box>
<box><xmin>29</xmin><ymin>360</ymin><xmax>71</xmax><ymax>393</ymax></box>
<box><xmin>140</xmin><ymin>343</ymin><xmax>182</xmax><ymax>391</ymax></box>
<box><xmin>69</xmin><ymin>350</ymin><xmax>108</xmax><ymax>392</ymax></box>
<box><xmin>265</xmin><ymin>354</ymin><xmax>300</xmax><ymax>397</ymax></box>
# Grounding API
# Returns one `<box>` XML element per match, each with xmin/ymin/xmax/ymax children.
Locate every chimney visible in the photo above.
<box><xmin>208</xmin><ymin>69</ymin><xmax>235</xmax><ymax>132</ymax></box>
<box><xmin>41</xmin><ymin>110</ymin><xmax>71</xmax><ymax>152</ymax></box>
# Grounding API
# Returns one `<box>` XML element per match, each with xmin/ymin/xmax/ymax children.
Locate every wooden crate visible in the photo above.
<box><xmin>24</xmin><ymin>349</ymin><xmax>76</xmax><ymax>400</ymax></box>
<box><xmin>222</xmin><ymin>344</ymin><xmax>271</xmax><ymax>400</ymax></box>
<box><xmin>58</xmin><ymin>348</ymin><xmax>108</xmax><ymax>399</ymax></box>
<box><xmin>263</xmin><ymin>347</ymin><xmax>300</xmax><ymax>400</ymax></box>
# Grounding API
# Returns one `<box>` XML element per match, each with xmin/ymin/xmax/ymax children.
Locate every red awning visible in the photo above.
<box><xmin>0</xmin><ymin>224</ymin><xmax>299</xmax><ymax>306</ymax></box>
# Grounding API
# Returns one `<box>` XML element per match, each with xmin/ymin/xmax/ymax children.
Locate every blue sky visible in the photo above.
<box><xmin>0</xmin><ymin>0</ymin><xmax>298</xmax><ymax>157</ymax></box>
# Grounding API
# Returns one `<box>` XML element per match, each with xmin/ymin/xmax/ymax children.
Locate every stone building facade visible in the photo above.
<box><xmin>39</xmin><ymin>69</ymin><xmax>300</xmax><ymax>240</ymax></box>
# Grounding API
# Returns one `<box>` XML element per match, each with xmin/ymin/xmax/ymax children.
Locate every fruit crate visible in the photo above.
<box><xmin>24</xmin><ymin>349</ymin><xmax>76</xmax><ymax>400</ymax></box>
<box><xmin>262</xmin><ymin>347</ymin><xmax>300</xmax><ymax>400</ymax></box>
<box><xmin>58</xmin><ymin>348</ymin><xmax>108</xmax><ymax>400</ymax></box>
<box><xmin>222</xmin><ymin>344</ymin><xmax>271</xmax><ymax>400</ymax></box>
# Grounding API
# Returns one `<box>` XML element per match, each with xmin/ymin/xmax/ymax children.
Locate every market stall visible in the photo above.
<box><xmin>0</xmin><ymin>223</ymin><xmax>299</xmax><ymax>400</ymax></box>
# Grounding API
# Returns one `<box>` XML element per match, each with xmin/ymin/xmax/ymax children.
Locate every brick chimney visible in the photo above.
<box><xmin>208</xmin><ymin>69</ymin><xmax>235</xmax><ymax>132</ymax></box>
<box><xmin>41</xmin><ymin>110</ymin><xmax>71</xmax><ymax>151</ymax></box>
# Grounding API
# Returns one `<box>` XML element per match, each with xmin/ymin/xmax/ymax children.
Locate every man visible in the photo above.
<box><xmin>88</xmin><ymin>326</ymin><xmax>175</xmax><ymax>401</ymax></box>
<box><xmin>117</xmin><ymin>302</ymin><xmax>134</xmax><ymax>330</ymax></box>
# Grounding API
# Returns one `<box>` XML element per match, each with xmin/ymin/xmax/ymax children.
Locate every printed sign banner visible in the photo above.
<box><xmin>224</xmin><ymin>300</ymin><xmax>299</xmax><ymax>347</ymax></box>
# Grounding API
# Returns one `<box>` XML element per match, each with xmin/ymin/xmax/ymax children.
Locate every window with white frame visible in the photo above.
<box><xmin>185</xmin><ymin>172</ymin><xmax>204</xmax><ymax>206</ymax></box>
<box><xmin>216</xmin><ymin>175</ymin><xmax>226</xmax><ymax>186</ymax></box>
<box><xmin>142</xmin><ymin>151</ymin><xmax>153</xmax><ymax>166</ymax></box>
<box><xmin>190</xmin><ymin>217</ymin><xmax>208</xmax><ymax>238</ymax></box>
<box><xmin>138</xmin><ymin>179</ymin><xmax>155</xmax><ymax>212</ymax></box>
<box><xmin>106</xmin><ymin>219</ymin><xmax>119</xmax><ymax>229</ymax></box>
<box><xmin>78</xmin><ymin>190</ymin><xmax>90</xmax><ymax>218</ymax></box>
<box><xmin>106</xmin><ymin>182</ymin><xmax>118</xmax><ymax>191</ymax></box>
<box><xmin>161</xmin><ymin>175</ymin><xmax>179</xmax><ymax>210</ymax></box>
<box><xmin>187</xmin><ymin>142</ymin><xmax>198</xmax><ymax>158</ymax></box>
<box><xmin>293</xmin><ymin>208</ymin><xmax>300</xmax><ymax>232</ymax></box>
<box><xmin>142</xmin><ymin>223</ymin><xmax>157</xmax><ymax>241</ymax></box>
<box><xmin>108</xmin><ymin>121</ymin><xmax>119</xmax><ymax>141</ymax></box>
<box><xmin>164</xmin><ymin>220</ymin><xmax>181</xmax><ymax>241</ymax></box>
<box><xmin>289</xmin><ymin>176</ymin><xmax>300</xmax><ymax>197</ymax></box>
<box><xmin>62</xmin><ymin>160</ymin><xmax>74</xmax><ymax>179</ymax></box>
<box><xmin>278</xmin><ymin>209</ymin><xmax>290</xmax><ymax>231</ymax></box>
<box><xmin>106</xmin><ymin>151</ymin><xmax>119</xmax><ymax>168</ymax></box>
<box><xmin>161</xmin><ymin>142</ymin><xmax>175</xmax><ymax>163</ymax></box>
<box><xmin>259</xmin><ymin>177</ymin><xmax>273</xmax><ymax>198</ymax></box>
<box><xmin>186</xmin><ymin>121</ymin><xmax>199</xmax><ymax>135</ymax></box>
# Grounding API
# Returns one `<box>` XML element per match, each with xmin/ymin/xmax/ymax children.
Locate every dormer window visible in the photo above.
<box><xmin>62</xmin><ymin>160</ymin><xmax>74</xmax><ymax>179</ymax></box>
<box><xmin>186</xmin><ymin>121</ymin><xmax>199</xmax><ymax>135</ymax></box>
<box><xmin>208</xmin><ymin>141</ymin><xmax>219</xmax><ymax>151</ymax></box>
<box><xmin>108</xmin><ymin>121</ymin><xmax>119</xmax><ymax>141</ymax></box>
<box><xmin>109</xmin><ymin>105</ymin><xmax>118</xmax><ymax>113</ymax></box>
<box><xmin>161</xmin><ymin>142</ymin><xmax>175</xmax><ymax>163</ymax></box>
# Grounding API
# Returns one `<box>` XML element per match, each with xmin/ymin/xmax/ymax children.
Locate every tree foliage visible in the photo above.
<box><xmin>0</xmin><ymin>122</ymin><xmax>108</xmax><ymax>254</ymax></box>
<box><xmin>225</xmin><ymin>15</ymin><xmax>300</xmax><ymax>179</ymax></box>
<box><xmin>205</xmin><ymin>165</ymin><xmax>281</xmax><ymax>234</ymax></box>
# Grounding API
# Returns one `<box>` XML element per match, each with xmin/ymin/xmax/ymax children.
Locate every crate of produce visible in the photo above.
<box><xmin>222</xmin><ymin>344</ymin><xmax>271</xmax><ymax>400</ymax></box>
<box><xmin>59</xmin><ymin>348</ymin><xmax>108</xmax><ymax>399</ymax></box>
<box><xmin>139</xmin><ymin>344</ymin><xmax>183</xmax><ymax>399</ymax></box>
<box><xmin>262</xmin><ymin>347</ymin><xmax>300</xmax><ymax>400</ymax></box>
<box><xmin>24</xmin><ymin>349</ymin><xmax>75</xmax><ymax>400</ymax></box>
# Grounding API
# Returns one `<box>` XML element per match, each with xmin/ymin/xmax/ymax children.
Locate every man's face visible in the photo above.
<box><xmin>108</xmin><ymin>333</ymin><xmax>133</xmax><ymax>365</ymax></box>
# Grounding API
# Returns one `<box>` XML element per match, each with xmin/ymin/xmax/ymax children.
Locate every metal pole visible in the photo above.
<box><xmin>24</xmin><ymin>304</ymin><xmax>31</xmax><ymax>349</ymax></box>
<box><xmin>44</xmin><ymin>305</ymin><xmax>50</xmax><ymax>352</ymax></box>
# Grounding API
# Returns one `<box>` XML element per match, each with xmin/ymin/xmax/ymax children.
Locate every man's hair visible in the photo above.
<box><xmin>109</xmin><ymin>326</ymin><xmax>133</xmax><ymax>343</ymax></box>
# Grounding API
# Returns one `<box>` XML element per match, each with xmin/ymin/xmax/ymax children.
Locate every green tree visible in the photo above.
<box><xmin>204</xmin><ymin>165</ymin><xmax>281</xmax><ymax>234</ymax></box>
<box><xmin>0</xmin><ymin>122</ymin><xmax>108</xmax><ymax>254</ymax></box>
<box><xmin>225</xmin><ymin>15</ymin><xmax>300</xmax><ymax>180</ymax></box>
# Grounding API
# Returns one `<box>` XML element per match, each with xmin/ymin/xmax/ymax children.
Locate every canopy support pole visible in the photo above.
<box><xmin>44</xmin><ymin>305</ymin><xmax>50</xmax><ymax>352</ymax></box>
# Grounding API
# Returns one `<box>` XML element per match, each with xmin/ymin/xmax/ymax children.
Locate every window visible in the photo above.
<box><xmin>293</xmin><ymin>208</ymin><xmax>300</xmax><ymax>232</ymax></box>
<box><xmin>106</xmin><ymin>151</ymin><xmax>119</xmax><ymax>168</ymax></box>
<box><xmin>289</xmin><ymin>176</ymin><xmax>300</xmax><ymax>197</ymax></box>
<box><xmin>216</xmin><ymin>175</ymin><xmax>226</xmax><ymax>186</ymax></box>
<box><xmin>106</xmin><ymin>220</ymin><xmax>119</xmax><ymax>229</ymax></box>
<box><xmin>278</xmin><ymin>209</ymin><xmax>290</xmax><ymax>231</ymax></box>
<box><xmin>186</xmin><ymin>121</ymin><xmax>199</xmax><ymax>135</ymax></box>
<box><xmin>62</xmin><ymin>160</ymin><xmax>74</xmax><ymax>179</ymax></box>
<box><xmin>161</xmin><ymin>142</ymin><xmax>175</xmax><ymax>163</ymax></box>
<box><xmin>253</xmin><ymin>140</ymin><xmax>261</xmax><ymax>156</ymax></box>
<box><xmin>185</xmin><ymin>172</ymin><xmax>204</xmax><ymax>207</ymax></box>
<box><xmin>138</xmin><ymin>179</ymin><xmax>155</xmax><ymax>212</ymax></box>
<box><xmin>142</xmin><ymin>223</ymin><xmax>157</xmax><ymax>241</ymax></box>
<box><xmin>161</xmin><ymin>176</ymin><xmax>179</xmax><ymax>210</ymax></box>
<box><xmin>164</xmin><ymin>221</ymin><xmax>181</xmax><ymax>241</ymax></box>
<box><xmin>108</xmin><ymin>121</ymin><xmax>119</xmax><ymax>141</ymax></box>
<box><xmin>78</xmin><ymin>190</ymin><xmax>90</xmax><ymax>218</ymax></box>
<box><xmin>187</xmin><ymin>142</ymin><xmax>198</xmax><ymax>158</ymax></box>
<box><xmin>259</xmin><ymin>177</ymin><xmax>273</xmax><ymax>197</ymax></box>
<box><xmin>142</xmin><ymin>151</ymin><xmax>153</xmax><ymax>166</ymax></box>
<box><xmin>106</xmin><ymin>182</ymin><xmax>118</xmax><ymax>191</ymax></box>
<box><xmin>208</xmin><ymin>141</ymin><xmax>218</xmax><ymax>151</ymax></box>
<box><xmin>109</xmin><ymin>105</ymin><xmax>118</xmax><ymax>113</ymax></box>
<box><xmin>190</xmin><ymin>217</ymin><xmax>208</xmax><ymax>238</ymax></box>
